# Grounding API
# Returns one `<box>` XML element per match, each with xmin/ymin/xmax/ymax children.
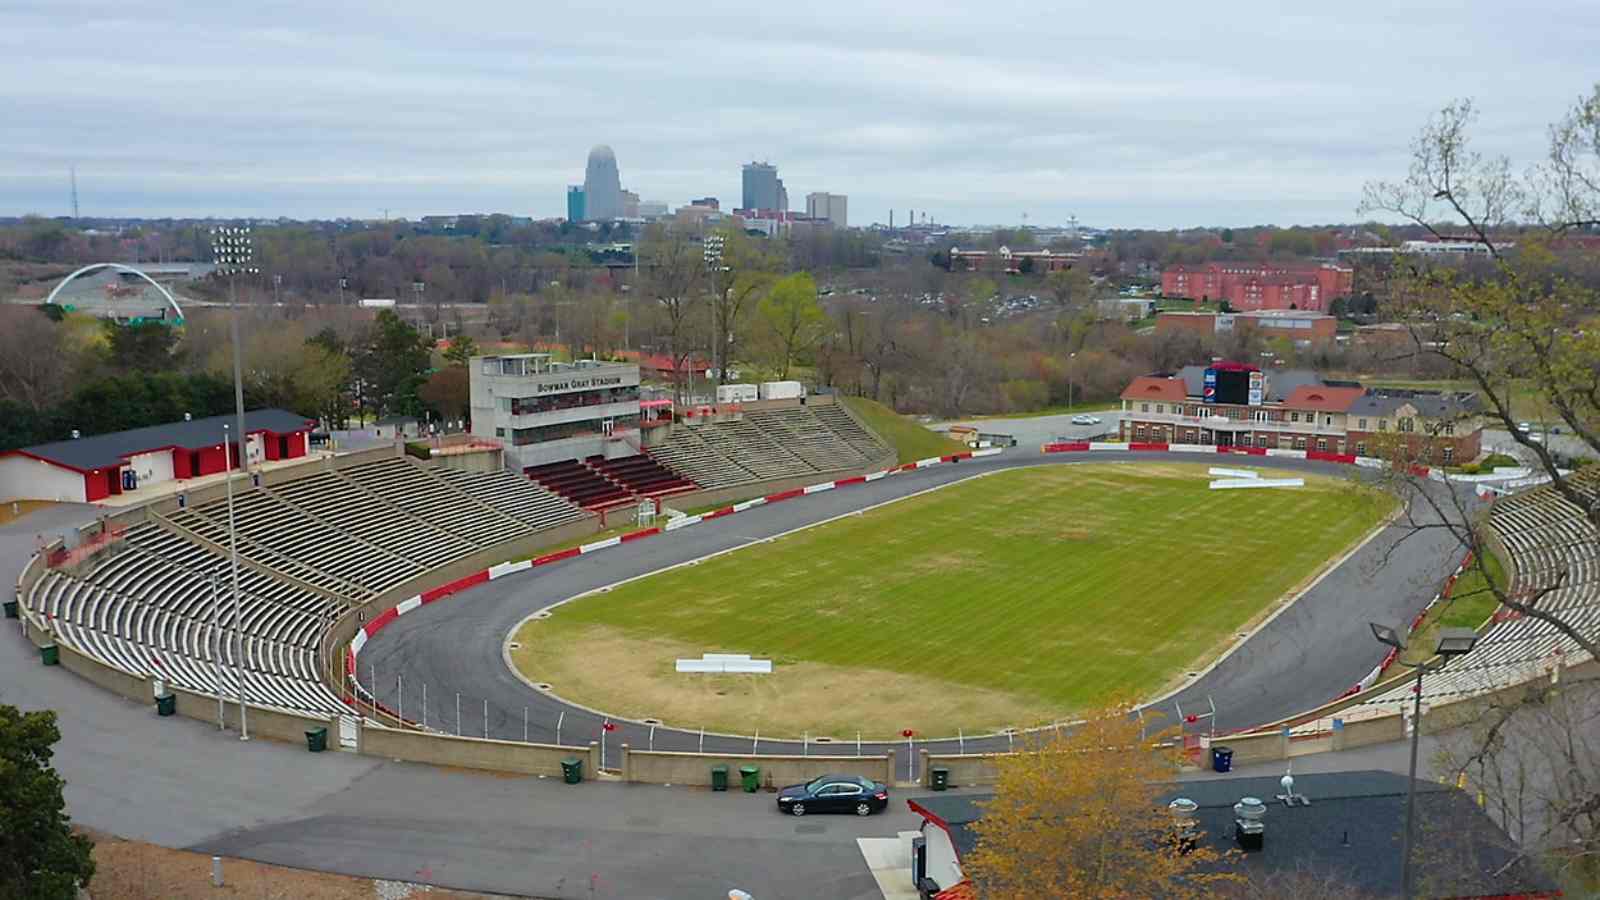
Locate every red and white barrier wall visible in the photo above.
<box><xmin>1039</xmin><ymin>440</ymin><xmax>1430</xmax><ymax>478</ymax></box>
<box><xmin>345</xmin><ymin>448</ymin><xmax>1005</xmax><ymax>692</ymax></box>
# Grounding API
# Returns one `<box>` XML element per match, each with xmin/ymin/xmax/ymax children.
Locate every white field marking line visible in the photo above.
<box><xmin>499</xmin><ymin>467</ymin><xmax>1006</xmax><ymax>738</ymax></box>
<box><xmin>1138</xmin><ymin>497</ymin><xmax>1407</xmax><ymax>713</ymax></box>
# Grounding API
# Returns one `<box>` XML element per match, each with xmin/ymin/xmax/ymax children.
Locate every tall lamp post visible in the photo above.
<box><xmin>211</xmin><ymin>226</ymin><xmax>257</xmax><ymax>741</ymax></box>
<box><xmin>1369</xmin><ymin>622</ymin><xmax>1479</xmax><ymax>899</ymax></box>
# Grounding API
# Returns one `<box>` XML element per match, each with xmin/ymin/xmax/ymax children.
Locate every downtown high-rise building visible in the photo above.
<box><xmin>741</xmin><ymin>161</ymin><xmax>786</xmax><ymax>212</ymax></box>
<box><xmin>583</xmin><ymin>145</ymin><xmax>624</xmax><ymax>221</ymax></box>
<box><xmin>566</xmin><ymin>185</ymin><xmax>585</xmax><ymax>223</ymax></box>
<box><xmin>805</xmin><ymin>192</ymin><xmax>848</xmax><ymax>227</ymax></box>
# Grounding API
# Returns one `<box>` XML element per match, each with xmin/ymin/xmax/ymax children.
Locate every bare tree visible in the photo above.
<box><xmin>637</xmin><ymin>224</ymin><xmax>708</xmax><ymax>404</ymax></box>
<box><xmin>1359</xmin><ymin>87</ymin><xmax>1600</xmax><ymax>663</ymax></box>
<box><xmin>0</xmin><ymin>307</ymin><xmax>71</xmax><ymax>410</ymax></box>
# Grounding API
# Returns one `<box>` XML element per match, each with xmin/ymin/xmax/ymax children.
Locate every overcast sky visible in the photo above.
<box><xmin>3</xmin><ymin>1</ymin><xmax>1595</xmax><ymax>228</ymax></box>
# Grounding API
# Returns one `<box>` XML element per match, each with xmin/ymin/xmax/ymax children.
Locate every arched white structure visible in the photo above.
<box><xmin>43</xmin><ymin>263</ymin><xmax>186</xmax><ymax>322</ymax></box>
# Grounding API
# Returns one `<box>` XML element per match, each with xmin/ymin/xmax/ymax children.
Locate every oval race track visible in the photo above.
<box><xmin>357</xmin><ymin>451</ymin><xmax>1471</xmax><ymax>778</ymax></box>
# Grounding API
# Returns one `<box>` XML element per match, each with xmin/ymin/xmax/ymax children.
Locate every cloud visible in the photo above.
<box><xmin>0</xmin><ymin>0</ymin><xmax>1590</xmax><ymax>226</ymax></box>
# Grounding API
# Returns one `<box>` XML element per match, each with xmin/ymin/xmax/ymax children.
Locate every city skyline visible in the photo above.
<box><xmin>1</xmin><ymin>1</ymin><xmax>1593</xmax><ymax>227</ymax></box>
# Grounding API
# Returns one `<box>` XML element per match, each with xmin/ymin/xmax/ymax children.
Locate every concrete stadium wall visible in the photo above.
<box><xmin>169</xmin><ymin>686</ymin><xmax>339</xmax><ymax>747</ymax></box>
<box><xmin>921</xmin><ymin>752</ymin><xmax>1005</xmax><ymax>788</ymax></box>
<box><xmin>622</xmin><ymin>747</ymin><xmax>895</xmax><ymax>787</ymax></box>
<box><xmin>57</xmin><ymin>642</ymin><xmax>152</xmax><ymax>704</ymax></box>
<box><xmin>359</xmin><ymin>723</ymin><xmax>598</xmax><ymax>777</ymax></box>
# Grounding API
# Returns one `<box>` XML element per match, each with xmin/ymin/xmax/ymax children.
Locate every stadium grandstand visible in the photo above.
<box><xmin>1345</xmin><ymin>468</ymin><xmax>1599</xmax><ymax>716</ymax></box>
<box><xmin>21</xmin><ymin>453</ymin><xmax>588</xmax><ymax>721</ymax></box>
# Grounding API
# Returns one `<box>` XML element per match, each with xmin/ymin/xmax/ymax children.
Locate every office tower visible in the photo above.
<box><xmin>584</xmin><ymin>145</ymin><xmax>624</xmax><ymax>221</ymax></box>
<box><xmin>805</xmin><ymin>192</ymin><xmax>848</xmax><ymax>227</ymax></box>
<box><xmin>566</xmin><ymin>186</ymin><xmax>586</xmax><ymax>222</ymax></box>
<box><xmin>741</xmin><ymin>161</ymin><xmax>780</xmax><ymax>211</ymax></box>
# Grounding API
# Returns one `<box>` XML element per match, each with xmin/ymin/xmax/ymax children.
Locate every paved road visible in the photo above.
<box><xmin>932</xmin><ymin>410</ymin><xmax>1126</xmax><ymax>448</ymax></box>
<box><xmin>359</xmin><ymin>452</ymin><xmax>1472</xmax><ymax>776</ymax></box>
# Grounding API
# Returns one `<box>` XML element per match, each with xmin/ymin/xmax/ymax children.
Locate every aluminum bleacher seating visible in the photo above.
<box><xmin>22</xmin><ymin>453</ymin><xmax>591</xmax><ymax>723</ymax></box>
<box><xmin>642</xmin><ymin>403</ymin><xmax>890</xmax><ymax>489</ymax></box>
<box><xmin>1351</xmin><ymin>469</ymin><xmax>1600</xmax><ymax>716</ymax></box>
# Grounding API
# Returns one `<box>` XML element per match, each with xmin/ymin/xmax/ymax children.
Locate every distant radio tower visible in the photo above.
<box><xmin>70</xmin><ymin>166</ymin><xmax>79</xmax><ymax>219</ymax></box>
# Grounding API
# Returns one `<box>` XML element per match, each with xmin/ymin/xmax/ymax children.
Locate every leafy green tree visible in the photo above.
<box><xmin>103</xmin><ymin>321</ymin><xmax>179</xmax><ymax>373</ymax></box>
<box><xmin>442</xmin><ymin>333</ymin><xmax>479</xmax><ymax>367</ymax></box>
<box><xmin>1044</xmin><ymin>267</ymin><xmax>1093</xmax><ymax>311</ymax></box>
<box><xmin>0</xmin><ymin>705</ymin><xmax>95</xmax><ymax>898</ymax></box>
<box><xmin>757</xmin><ymin>273</ymin><xmax>828</xmax><ymax>379</ymax></box>
<box><xmin>355</xmin><ymin>310</ymin><xmax>432</xmax><ymax>418</ymax></box>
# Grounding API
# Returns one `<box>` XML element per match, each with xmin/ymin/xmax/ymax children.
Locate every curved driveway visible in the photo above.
<box><xmin>359</xmin><ymin>452</ymin><xmax>1470</xmax><ymax>777</ymax></box>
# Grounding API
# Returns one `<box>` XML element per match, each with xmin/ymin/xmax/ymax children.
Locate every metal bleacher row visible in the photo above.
<box><xmin>1351</xmin><ymin>470</ymin><xmax>1600</xmax><ymax>714</ymax></box>
<box><xmin>645</xmin><ymin>404</ymin><xmax>890</xmax><ymax>489</ymax></box>
<box><xmin>25</xmin><ymin>455</ymin><xmax>589</xmax><ymax>719</ymax></box>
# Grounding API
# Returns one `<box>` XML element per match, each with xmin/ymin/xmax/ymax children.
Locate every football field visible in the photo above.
<box><xmin>511</xmin><ymin>463</ymin><xmax>1395</xmax><ymax>738</ymax></box>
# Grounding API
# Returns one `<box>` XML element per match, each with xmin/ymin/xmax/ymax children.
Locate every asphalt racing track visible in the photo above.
<box><xmin>359</xmin><ymin>452</ymin><xmax>1469</xmax><ymax>777</ymax></box>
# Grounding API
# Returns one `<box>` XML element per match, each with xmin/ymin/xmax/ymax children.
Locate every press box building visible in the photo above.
<box><xmin>469</xmin><ymin>354</ymin><xmax>642</xmax><ymax>470</ymax></box>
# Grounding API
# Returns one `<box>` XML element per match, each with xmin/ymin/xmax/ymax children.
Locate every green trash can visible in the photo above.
<box><xmin>930</xmin><ymin>767</ymin><xmax>950</xmax><ymax>791</ymax></box>
<box><xmin>40</xmin><ymin>644</ymin><xmax>59</xmax><ymax>666</ymax></box>
<box><xmin>155</xmin><ymin>694</ymin><xmax>176</xmax><ymax>717</ymax></box>
<box><xmin>3</xmin><ymin>599</ymin><xmax>17</xmax><ymax>619</ymax></box>
<box><xmin>739</xmin><ymin>765</ymin><xmax>760</xmax><ymax>793</ymax></box>
<box><xmin>711</xmin><ymin>765</ymin><xmax>729</xmax><ymax>792</ymax></box>
<box><xmin>305</xmin><ymin>727</ymin><xmax>328</xmax><ymax>752</ymax></box>
<box><xmin>561</xmin><ymin>757</ymin><xmax>583</xmax><ymax>784</ymax></box>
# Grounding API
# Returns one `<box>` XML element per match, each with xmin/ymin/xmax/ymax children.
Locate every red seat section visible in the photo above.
<box><xmin>524</xmin><ymin>460</ymin><xmax>631</xmax><ymax>509</ymax></box>
<box><xmin>588</xmin><ymin>452</ymin><xmax>697</xmax><ymax>498</ymax></box>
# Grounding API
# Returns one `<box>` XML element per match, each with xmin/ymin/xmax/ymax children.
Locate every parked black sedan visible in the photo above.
<box><xmin>775</xmin><ymin>774</ymin><xmax>889</xmax><ymax>816</ymax></box>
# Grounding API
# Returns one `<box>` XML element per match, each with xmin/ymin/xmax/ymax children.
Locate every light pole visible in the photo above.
<box><xmin>1369</xmin><ymin>622</ymin><xmax>1479</xmax><ymax>899</ymax></box>
<box><xmin>211</xmin><ymin>225</ymin><xmax>256</xmax><ymax>743</ymax></box>
<box><xmin>272</xmin><ymin>273</ymin><xmax>282</xmax><ymax>306</ymax></box>
<box><xmin>221</xmin><ymin>424</ymin><xmax>249</xmax><ymax>740</ymax></box>
<box><xmin>337</xmin><ymin>276</ymin><xmax>348</xmax><ymax>306</ymax></box>
<box><xmin>209</xmin><ymin>567</ymin><xmax>223</xmax><ymax>729</ymax></box>
<box><xmin>1068</xmin><ymin>352</ymin><xmax>1077</xmax><ymax>411</ymax></box>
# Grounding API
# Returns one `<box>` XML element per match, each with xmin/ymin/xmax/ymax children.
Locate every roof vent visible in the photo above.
<box><xmin>71</xmin><ymin>429</ymin><xmax>80</xmax><ymax>440</ymax></box>
<box><xmin>1233</xmin><ymin>797</ymin><xmax>1266</xmax><ymax>851</ymax></box>
<box><xmin>1277</xmin><ymin>768</ymin><xmax>1310</xmax><ymax>807</ymax></box>
<box><xmin>184</xmin><ymin>412</ymin><xmax>192</xmax><ymax>421</ymax></box>
<box><xmin>1169</xmin><ymin>798</ymin><xmax>1200</xmax><ymax>854</ymax></box>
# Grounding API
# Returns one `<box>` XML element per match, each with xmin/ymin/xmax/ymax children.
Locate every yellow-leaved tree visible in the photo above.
<box><xmin>962</xmin><ymin>708</ymin><xmax>1239</xmax><ymax>899</ymax></box>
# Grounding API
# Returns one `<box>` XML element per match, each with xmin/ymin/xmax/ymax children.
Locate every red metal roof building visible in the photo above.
<box><xmin>0</xmin><ymin>409</ymin><xmax>313</xmax><ymax>503</ymax></box>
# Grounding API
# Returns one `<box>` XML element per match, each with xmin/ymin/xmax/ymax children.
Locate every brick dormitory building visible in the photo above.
<box><xmin>1118</xmin><ymin>365</ymin><xmax>1484</xmax><ymax>464</ymax></box>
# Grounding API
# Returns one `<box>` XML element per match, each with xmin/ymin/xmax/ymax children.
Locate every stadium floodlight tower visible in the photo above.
<box><xmin>1369</xmin><ymin>622</ymin><xmax>1479</xmax><ymax>899</ymax></box>
<box><xmin>210</xmin><ymin>225</ymin><xmax>258</xmax><ymax>741</ymax></box>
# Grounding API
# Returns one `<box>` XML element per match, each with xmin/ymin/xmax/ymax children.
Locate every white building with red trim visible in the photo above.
<box><xmin>0</xmin><ymin>409</ymin><xmax>313</xmax><ymax>503</ymax></box>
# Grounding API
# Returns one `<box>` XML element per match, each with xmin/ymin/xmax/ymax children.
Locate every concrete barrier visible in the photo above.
<box><xmin>922</xmin><ymin>753</ymin><xmax>1004</xmax><ymax>788</ymax></box>
<box><xmin>168</xmin><ymin>686</ymin><xmax>338</xmax><ymax>746</ymax></box>
<box><xmin>57</xmin><ymin>643</ymin><xmax>152</xmax><ymax>704</ymax></box>
<box><xmin>623</xmin><ymin>747</ymin><xmax>896</xmax><ymax>787</ymax></box>
<box><xmin>359</xmin><ymin>723</ymin><xmax>596</xmax><ymax>777</ymax></box>
<box><xmin>1336</xmin><ymin>714</ymin><xmax>1404</xmax><ymax>750</ymax></box>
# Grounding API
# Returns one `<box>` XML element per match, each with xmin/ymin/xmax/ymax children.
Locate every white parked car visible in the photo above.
<box><xmin>1070</xmin><ymin>414</ymin><xmax>1102</xmax><ymax>426</ymax></box>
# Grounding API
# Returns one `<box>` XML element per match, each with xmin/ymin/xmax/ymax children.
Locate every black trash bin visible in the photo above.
<box><xmin>3</xmin><ymin>599</ymin><xmax>18</xmax><ymax>619</ymax></box>
<box><xmin>1211</xmin><ymin>746</ymin><xmax>1233</xmax><ymax>773</ymax></box>
<box><xmin>561</xmin><ymin>757</ymin><xmax>583</xmax><ymax>784</ymax></box>
<box><xmin>930</xmin><ymin>767</ymin><xmax>950</xmax><ymax>791</ymax></box>
<box><xmin>711</xmin><ymin>765</ymin><xmax>729</xmax><ymax>792</ymax></box>
<box><xmin>305</xmin><ymin>727</ymin><xmax>328</xmax><ymax>752</ymax></box>
<box><xmin>739</xmin><ymin>765</ymin><xmax>760</xmax><ymax>793</ymax></box>
<box><xmin>155</xmin><ymin>694</ymin><xmax>175</xmax><ymax>717</ymax></box>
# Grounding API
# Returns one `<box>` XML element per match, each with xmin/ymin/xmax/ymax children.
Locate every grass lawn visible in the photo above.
<box><xmin>512</xmin><ymin>463</ymin><xmax>1395</xmax><ymax>738</ymax></box>
<box><xmin>841</xmin><ymin>396</ymin><xmax>967</xmax><ymax>464</ymax></box>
